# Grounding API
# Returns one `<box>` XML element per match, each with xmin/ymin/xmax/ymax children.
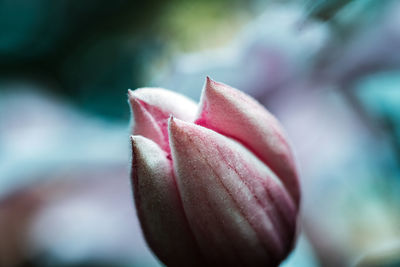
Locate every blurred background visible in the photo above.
<box><xmin>1</xmin><ymin>0</ymin><xmax>400</xmax><ymax>266</ymax></box>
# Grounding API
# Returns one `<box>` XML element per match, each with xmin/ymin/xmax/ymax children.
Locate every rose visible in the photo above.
<box><xmin>129</xmin><ymin>77</ymin><xmax>300</xmax><ymax>266</ymax></box>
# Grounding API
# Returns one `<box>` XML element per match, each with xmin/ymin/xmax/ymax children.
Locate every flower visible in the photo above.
<box><xmin>129</xmin><ymin>77</ymin><xmax>300</xmax><ymax>266</ymax></box>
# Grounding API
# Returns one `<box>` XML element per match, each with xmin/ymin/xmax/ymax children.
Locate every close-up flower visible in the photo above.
<box><xmin>2</xmin><ymin>1</ymin><xmax>399</xmax><ymax>266</ymax></box>
<box><xmin>129</xmin><ymin>77</ymin><xmax>300</xmax><ymax>266</ymax></box>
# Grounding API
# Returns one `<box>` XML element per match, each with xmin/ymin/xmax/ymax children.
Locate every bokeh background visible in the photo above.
<box><xmin>1</xmin><ymin>0</ymin><xmax>400</xmax><ymax>266</ymax></box>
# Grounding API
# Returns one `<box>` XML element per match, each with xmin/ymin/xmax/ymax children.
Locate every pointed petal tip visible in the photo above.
<box><xmin>167</xmin><ymin>115</ymin><xmax>175</xmax><ymax>130</ymax></box>
<box><xmin>130</xmin><ymin>135</ymin><xmax>166</xmax><ymax>162</ymax></box>
<box><xmin>127</xmin><ymin>90</ymin><xmax>141</xmax><ymax>108</ymax></box>
<box><xmin>203</xmin><ymin>76</ymin><xmax>232</xmax><ymax>97</ymax></box>
<box><xmin>130</xmin><ymin>135</ymin><xmax>155</xmax><ymax>150</ymax></box>
<box><xmin>127</xmin><ymin>89</ymin><xmax>139</xmax><ymax>101</ymax></box>
<box><xmin>130</xmin><ymin>135</ymin><xmax>140</xmax><ymax>161</ymax></box>
<box><xmin>200</xmin><ymin>76</ymin><xmax>223</xmax><ymax>107</ymax></box>
<box><xmin>130</xmin><ymin>135</ymin><xmax>142</xmax><ymax>151</ymax></box>
<box><xmin>128</xmin><ymin>89</ymin><xmax>152</xmax><ymax>107</ymax></box>
<box><xmin>127</xmin><ymin>88</ymin><xmax>157</xmax><ymax>103</ymax></box>
<box><xmin>130</xmin><ymin>135</ymin><xmax>143</xmax><ymax>145</ymax></box>
<box><xmin>169</xmin><ymin>115</ymin><xmax>189</xmax><ymax>126</ymax></box>
<box><xmin>168</xmin><ymin>117</ymin><xmax>191</xmax><ymax>142</ymax></box>
<box><xmin>205</xmin><ymin>76</ymin><xmax>220</xmax><ymax>86</ymax></box>
<box><xmin>205</xmin><ymin>76</ymin><xmax>216</xmax><ymax>89</ymax></box>
<box><xmin>168</xmin><ymin>115</ymin><xmax>178</xmax><ymax>131</ymax></box>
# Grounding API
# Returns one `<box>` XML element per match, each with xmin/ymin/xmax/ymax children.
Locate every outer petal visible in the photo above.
<box><xmin>195</xmin><ymin>77</ymin><xmax>300</xmax><ymax>206</ymax></box>
<box><xmin>131</xmin><ymin>135</ymin><xmax>204</xmax><ymax>266</ymax></box>
<box><xmin>128</xmin><ymin>88</ymin><xmax>198</xmax><ymax>152</ymax></box>
<box><xmin>169</xmin><ymin>118</ymin><xmax>297</xmax><ymax>267</ymax></box>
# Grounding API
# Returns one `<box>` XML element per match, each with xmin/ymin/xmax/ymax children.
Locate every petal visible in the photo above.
<box><xmin>169</xmin><ymin>118</ymin><xmax>297</xmax><ymax>266</ymax></box>
<box><xmin>131</xmin><ymin>135</ymin><xmax>204</xmax><ymax>266</ymax></box>
<box><xmin>195</xmin><ymin>77</ymin><xmax>300</xmax><ymax>206</ymax></box>
<box><xmin>129</xmin><ymin>96</ymin><xmax>165</xmax><ymax>151</ymax></box>
<box><xmin>128</xmin><ymin>88</ymin><xmax>198</xmax><ymax>152</ymax></box>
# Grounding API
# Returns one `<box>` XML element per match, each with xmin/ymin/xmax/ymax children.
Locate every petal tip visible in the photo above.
<box><xmin>130</xmin><ymin>135</ymin><xmax>141</xmax><ymax>163</ymax></box>
<box><xmin>130</xmin><ymin>135</ymin><xmax>142</xmax><ymax>152</ymax></box>
<box><xmin>127</xmin><ymin>89</ymin><xmax>139</xmax><ymax>101</ymax></box>
<box><xmin>130</xmin><ymin>134</ymin><xmax>144</xmax><ymax>145</ymax></box>
<box><xmin>203</xmin><ymin>76</ymin><xmax>232</xmax><ymax>100</ymax></box>
<box><xmin>128</xmin><ymin>90</ymin><xmax>142</xmax><ymax>109</ymax></box>
<box><xmin>168</xmin><ymin>117</ymin><xmax>190</xmax><ymax>142</ymax></box>
<box><xmin>205</xmin><ymin>76</ymin><xmax>217</xmax><ymax>91</ymax></box>
<box><xmin>127</xmin><ymin>88</ymin><xmax>151</xmax><ymax>105</ymax></box>
<box><xmin>168</xmin><ymin>115</ymin><xmax>178</xmax><ymax>131</ymax></box>
<box><xmin>167</xmin><ymin>115</ymin><xmax>175</xmax><ymax>128</ymax></box>
<box><xmin>205</xmin><ymin>76</ymin><xmax>221</xmax><ymax>87</ymax></box>
<box><xmin>127</xmin><ymin>88</ymin><xmax>134</xmax><ymax>96</ymax></box>
<box><xmin>201</xmin><ymin>75</ymin><xmax>221</xmax><ymax>101</ymax></box>
<box><xmin>130</xmin><ymin>135</ymin><xmax>166</xmax><ymax>164</ymax></box>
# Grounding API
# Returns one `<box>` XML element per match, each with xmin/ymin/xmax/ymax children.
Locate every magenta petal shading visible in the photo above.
<box><xmin>128</xmin><ymin>88</ymin><xmax>197</xmax><ymax>152</ymax></box>
<box><xmin>169</xmin><ymin>118</ymin><xmax>297</xmax><ymax>266</ymax></box>
<box><xmin>196</xmin><ymin>77</ymin><xmax>300</xmax><ymax>206</ymax></box>
<box><xmin>130</xmin><ymin>135</ymin><xmax>204</xmax><ymax>266</ymax></box>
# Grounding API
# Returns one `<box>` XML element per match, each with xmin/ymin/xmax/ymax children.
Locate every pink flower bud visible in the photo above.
<box><xmin>129</xmin><ymin>78</ymin><xmax>300</xmax><ymax>266</ymax></box>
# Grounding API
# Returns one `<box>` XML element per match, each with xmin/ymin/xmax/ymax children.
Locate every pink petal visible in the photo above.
<box><xmin>130</xmin><ymin>135</ymin><xmax>204</xmax><ymax>266</ymax></box>
<box><xmin>128</xmin><ymin>88</ymin><xmax>198</xmax><ymax>152</ymax></box>
<box><xmin>169</xmin><ymin>118</ymin><xmax>297</xmax><ymax>266</ymax></box>
<box><xmin>196</xmin><ymin>77</ymin><xmax>300</xmax><ymax>206</ymax></box>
